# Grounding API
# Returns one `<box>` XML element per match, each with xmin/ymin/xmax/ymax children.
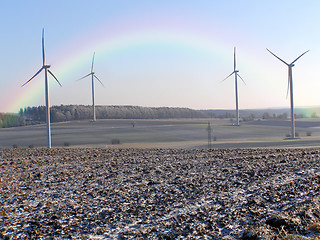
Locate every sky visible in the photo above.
<box><xmin>0</xmin><ymin>1</ymin><xmax>319</xmax><ymax>113</ymax></box>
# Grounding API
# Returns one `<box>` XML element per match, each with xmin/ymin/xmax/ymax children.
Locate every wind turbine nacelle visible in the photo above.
<box><xmin>44</xmin><ymin>65</ymin><xmax>51</xmax><ymax>69</ymax></box>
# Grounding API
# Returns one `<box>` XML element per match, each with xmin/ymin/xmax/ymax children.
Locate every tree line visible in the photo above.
<box><xmin>1</xmin><ymin>104</ymin><xmax>313</xmax><ymax>129</ymax></box>
<box><xmin>1</xmin><ymin>105</ymin><xmax>207</xmax><ymax>128</ymax></box>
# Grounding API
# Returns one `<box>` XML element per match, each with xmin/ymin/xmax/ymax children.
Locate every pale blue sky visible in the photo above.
<box><xmin>0</xmin><ymin>1</ymin><xmax>319</xmax><ymax>112</ymax></box>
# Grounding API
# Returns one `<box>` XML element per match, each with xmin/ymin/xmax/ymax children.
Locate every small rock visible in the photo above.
<box><xmin>266</xmin><ymin>216</ymin><xmax>287</xmax><ymax>228</ymax></box>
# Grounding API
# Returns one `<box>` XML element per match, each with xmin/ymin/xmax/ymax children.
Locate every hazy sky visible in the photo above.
<box><xmin>0</xmin><ymin>1</ymin><xmax>319</xmax><ymax>112</ymax></box>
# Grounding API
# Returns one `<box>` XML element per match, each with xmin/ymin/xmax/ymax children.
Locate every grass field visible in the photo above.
<box><xmin>1</xmin><ymin>118</ymin><xmax>320</xmax><ymax>148</ymax></box>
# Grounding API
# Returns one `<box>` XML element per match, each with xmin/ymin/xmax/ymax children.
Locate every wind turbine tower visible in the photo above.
<box><xmin>222</xmin><ymin>47</ymin><xmax>246</xmax><ymax>126</ymax></box>
<box><xmin>78</xmin><ymin>52</ymin><xmax>104</xmax><ymax>122</ymax></box>
<box><xmin>22</xmin><ymin>29</ymin><xmax>62</xmax><ymax>148</ymax></box>
<box><xmin>267</xmin><ymin>48</ymin><xmax>309</xmax><ymax>139</ymax></box>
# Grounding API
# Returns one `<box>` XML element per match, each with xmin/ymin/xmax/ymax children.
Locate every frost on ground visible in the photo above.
<box><xmin>0</xmin><ymin>148</ymin><xmax>320</xmax><ymax>239</ymax></box>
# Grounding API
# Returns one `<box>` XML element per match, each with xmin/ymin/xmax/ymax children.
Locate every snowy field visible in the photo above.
<box><xmin>1</xmin><ymin>147</ymin><xmax>320</xmax><ymax>239</ymax></box>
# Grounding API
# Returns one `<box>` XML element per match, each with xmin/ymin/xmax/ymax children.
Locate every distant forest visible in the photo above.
<box><xmin>0</xmin><ymin>104</ymin><xmax>319</xmax><ymax>128</ymax></box>
<box><xmin>1</xmin><ymin>105</ymin><xmax>206</xmax><ymax>128</ymax></box>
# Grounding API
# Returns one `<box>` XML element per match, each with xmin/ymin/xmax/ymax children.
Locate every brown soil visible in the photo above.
<box><xmin>0</xmin><ymin>148</ymin><xmax>320</xmax><ymax>239</ymax></box>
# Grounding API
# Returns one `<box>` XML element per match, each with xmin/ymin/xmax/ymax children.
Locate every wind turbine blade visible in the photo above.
<box><xmin>77</xmin><ymin>73</ymin><xmax>92</xmax><ymax>81</ymax></box>
<box><xmin>234</xmin><ymin>47</ymin><xmax>236</xmax><ymax>71</ymax></box>
<box><xmin>48</xmin><ymin>69</ymin><xmax>62</xmax><ymax>87</ymax></box>
<box><xmin>42</xmin><ymin>28</ymin><xmax>45</xmax><ymax>66</ymax></box>
<box><xmin>21</xmin><ymin>67</ymin><xmax>44</xmax><ymax>87</ymax></box>
<box><xmin>291</xmin><ymin>50</ymin><xmax>309</xmax><ymax>65</ymax></box>
<box><xmin>237</xmin><ymin>74</ymin><xmax>246</xmax><ymax>85</ymax></box>
<box><xmin>266</xmin><ymin>48</ymin><xmax>289</xmax><ymax>66</ymax></box>
<box><xmin>91</xmin><ymin>52</ymin><xmax>95</xmax><ymax>73</ymax></box>
<box><xmin>94</xmin><ymin>75</ymin><xmax>105</xmax><ymax>87</ymax></box>
<box><xmin>220</xmin><ymin>71</ymin><xmax>235</xmax><ymax>83</ymax></box>
<box><xmin>286</xmin><ymin>69</ymin><xmax>290</xmax><ymax>99</ymax></box>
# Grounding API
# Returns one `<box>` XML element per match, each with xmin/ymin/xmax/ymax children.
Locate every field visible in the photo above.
<box><xmin>1</xmin><ymin>119</ymin><xmax>320</xmax><ymax>239</ymax></box>
<box><xmin>1</xmin><ymin>147</ymin><xmax>320</xmax><ymax>239</ymax></box>
<box><xmin>1</xmin><ymin>118</ymin><xmax>320</xmax><ymax>148</ymax></box>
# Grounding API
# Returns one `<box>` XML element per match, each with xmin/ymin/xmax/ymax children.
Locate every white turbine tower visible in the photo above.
<box><xmin>22</xmin><ymin>29</ymin><xmax>61</xmax><ymax>148</ymax></box>
<box><xmin>267</xmin><ymin>48</ymin><xmax>309</xmax><ymax>139</ymax></box>
<box><xmin>78</xmin><ymin>52</ymin><xmax>104</xmax><ymax>122</ymax></box>
<box><xmin>222</xmin><ymin>47</ymin><xmax>246</xmax><ymax>126</ymax></box>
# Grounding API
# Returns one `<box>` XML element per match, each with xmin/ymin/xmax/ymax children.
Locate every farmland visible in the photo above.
<box><xmin>1</xmin><ymin>118</ymin><xmax>320</xmax><ymax>148</ymax></box>
<box><xmin>1</xmin><ymin>119</ymin><xmax>320</xmax><ymax>238</ymax></box>
<box><xmin>1</xmin><ymin>147</ymin><xmax>320</xmax><ymax>239</ymax></box>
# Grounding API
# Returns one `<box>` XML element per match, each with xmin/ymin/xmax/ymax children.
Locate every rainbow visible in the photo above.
<box><xmin>1</xmin><ymin>25</ymin><xmax>232</xmax><ymax>113</ymax></box>
<box><xmin>1</xmin><ymin>20</ymin><xmax>280</xmax><ymax>113</ymax></box>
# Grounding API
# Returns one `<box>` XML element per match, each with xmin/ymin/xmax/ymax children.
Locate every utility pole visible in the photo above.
<box><xmin>207</xmin><ymin>122</ymin><xmax>212</xmax><ymax>149</ymax></box>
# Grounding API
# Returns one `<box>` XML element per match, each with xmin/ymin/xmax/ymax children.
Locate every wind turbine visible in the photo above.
<box><xmin>22</xmin><ymin>29</ymin><xmax>61</xmax><ymax>148</ymax></box>
<box><xmin>78</xmin><ymin>52</ymin><xmax>104</xmax><ymax>122</ymax></box>
<box><xmin>221</xmin><ymin>47</ymin><xmax>246</xmax><ymax>126</ymax></box>
<box><xmin>267</xmin><ymin>48</ymin><xmax>309</xmax><ymax>139</ymax></box>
